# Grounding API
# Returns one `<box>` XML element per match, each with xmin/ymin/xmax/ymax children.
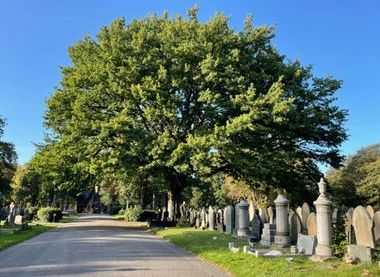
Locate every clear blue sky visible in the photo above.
<box><xmin>1</xmin><ymin>1</ymin><xmax>379</xmax><ymax>165</ymax></box>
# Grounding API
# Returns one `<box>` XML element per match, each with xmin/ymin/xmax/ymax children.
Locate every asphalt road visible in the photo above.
<box><xmin>0</xmin><ymin>214</ymin><xmax>229</xmax><ymax>277</ymax></box>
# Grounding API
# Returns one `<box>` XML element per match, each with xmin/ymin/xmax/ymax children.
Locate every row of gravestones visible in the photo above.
<box><xmin>3</xmin><ymin>202</ymin><xmax>25</xmax><ymax>226</ymax></box>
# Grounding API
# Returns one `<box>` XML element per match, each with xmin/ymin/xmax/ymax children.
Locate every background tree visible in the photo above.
<box><xmin>0</xmin><ymin>116</ymin><xmax>17</xmax><ymax>208</ymax></box>
<box><xmin>44</xmin><ymin>8</ymin><xmax>347</xmax><ymax>217</ymax></box>
<box><xmin>327</xmin><ymin>143</ymin><xmax>380</xmax><ymax>209</ymax></box>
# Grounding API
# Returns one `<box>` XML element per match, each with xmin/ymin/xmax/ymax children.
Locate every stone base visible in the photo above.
<box><xmin>237</xmin><ymin>228</ymin><xmax>249</xmax><ymax>237</ymax></box>
<box><xmin>347</xmin><ymin>245</ymin><xmax>372</xmax><ymax>263</ymax></box>
<box><xmin>309</xmin><ymin>254</ymin><xmax>331</xmax><ymax>262</ymax></box>
<box><xmin>274</xmin><ymin>235</ymin><xmax>290</xmax><ymax>246</ymax></box>
<box><xmin>315</xmin><ymin>245</ymin><xmax>332</xmax><ymax>258</ymax></box>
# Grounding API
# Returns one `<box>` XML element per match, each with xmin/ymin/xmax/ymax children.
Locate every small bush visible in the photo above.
<box><xmin>108</xmin><ymin>204</ymin><xmax>121</xmax><ymax>215</ymax></box>
<box><xmin>37</xmin><ymin>207</ymin><xmax>63</xmax><ymax>222</ymax></box>
<box><xmin>138</xmin><ymin>210</ymin><xmax>159</xmax><ymax>221</ymax></box>
<box><xmin>25</xmin><ymin>206</ymin><xmax>39</xmax><ymax>221</ymax></box>
<box><xmin>124</xmin><ymin>206</ymin><xmax>143</xmax><ymax>221</ymax></box>
<box><xmin>177</xmin><ymin>217</ymin><xmax>191</xmax><ymax>227</ymax></box>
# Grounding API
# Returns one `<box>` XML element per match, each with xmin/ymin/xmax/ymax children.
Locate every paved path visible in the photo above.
<box><xmin>0</xmin><ymin>214</ymin><xmax>229</xmax><ymax>277</ymax></box>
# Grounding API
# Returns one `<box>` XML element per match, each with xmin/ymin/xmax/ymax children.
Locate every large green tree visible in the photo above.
<box><xmin>0</xmin><ymin>116</ymin><xmax>17</xmax><ymax>206</ymax></box>
<box><xmin>45</xmin><ymin>8</ymin><xmax>347</xmax><ymax>217</ymax></box>
<box><xmin>327</xmin><ymin>143</ymin><xmax>380</xmax><ymax>209</ymax></box>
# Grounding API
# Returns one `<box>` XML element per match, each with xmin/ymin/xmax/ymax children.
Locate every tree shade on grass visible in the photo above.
<box><xmin>157</xmin><ymin>228</ymin><xmax>380</xmax><ymax>277</ymax></box>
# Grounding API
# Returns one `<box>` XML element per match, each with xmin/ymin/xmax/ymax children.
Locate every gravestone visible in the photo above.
<box><xmin>297</xmin><ymin>234</ymin><xmax>316</xmax><ymax>255</ymax></box>
<box><xmin>260</xmin><ymin>223</ymin><xmax>276</xmax><ymax>246</ymax></box>
<box><xmin>366</xmin><ymin>206</ymin><xmax>375</xmax><ymax>219</ymax></box>
<box><xmin>259</xmin><ymin>208</ymin><xmax>269</xmax><ymax>224</ymax></box>
<box><xmin>289</xmin><ymin>210</ymin><xmax>302</xmax><ymax>245</ymax></box>
<box><xmin>347</xmin><ymin>245</ymin><xmax>372</xmax><ymax>263</ymax></box>
<box><xmin>234</xmin><ymin>204</ymin><xmax>239</xmax><ymax>233</ymax></box>
<box><xmin>373</xmin><ymin>211</ymin><xmax>380</xmax><ymax>245</ymax></box>
<box><xmin>217</xmin><ymin>209</ymin><xmax>224</xmax><ymax>232</ymax></box>
<box><xmin>301</xmin><ymin>202</ymin><xmax>311</xmax><ymax>234</ymax></box>
<box><xmin>249</xmin><ymin>201</ymin><xmax>255</xmax><ymax>221</ymax></box>
<box><xmin>189</xmin><ymin>209</ymin><xmax>195</xmax><ymax>225</ymax></box>
<box><xmin>268</xmin><ymin>206</ymin><xmax>275</xmax><ymax>224</ymax></box>
<box><xmin>237</xmin><ymin>200</ymin><xmax>249</xmax><ymax>237</ymax></box>
<box><xmin>224</xmin><ymin>205</ymin><xmax>234</xmax><ymax>234</ymax></box>
<box><xmin>306</xmin><ymin>212</ymin><xmax>317</xmax><ymax>236</ymax></box>
<box><xmin>332</xmin><ymin>208</ymin><xmax>338</xmax><ymax>226</ymax></box>
<box><xmin>274</xmin><ymin>194</ymin><xmax>290</xmax><ymax>245</ymax></box>
<box><xmin>201</xmin><ymin>207</ymin><xmax>207</xmax><ymax>229</ymax></box>
<box><xmin>208</xmin><ymin>206</ymin><xmax>215</xmax><ymax>230</ymax></box>
<box><xmin>179</xmin><ymin>201</ymin><xmax>188</xmax><ymax>220</ymax></box>
<box><xmin>251</xmin><ymin>209</ymin><xmax>261</xmax><ymax>240</ymax></box>
<box><xmin>345</xmin><ymin>210</ymin><xmax>355</xmax><ymax>244</ymax></box>
<box><xmin>14</xmin><ymin>215</ymin><xmax>24</xmax><ymax>225</ymax></box>
<box><xmin>8</xmin><ymin>202</ymin><xmax>16</xmax><ymax>224</ymax></box>
<box><xmin>352</xmin><ymin>206</ymin><xmax>375</xmax><ymax>248</ymax></box>
<box><xmin>195</xmin><ymin>210</ymin><xmax>201</xmax><ymax>228</ymax></box>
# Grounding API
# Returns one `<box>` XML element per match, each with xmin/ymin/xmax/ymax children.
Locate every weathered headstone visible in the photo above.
<box><xmin>208</xmin><ymin>206</ymin><xmax>215</xmax><ymax>230</ymax></box>
<box><xmin>195</xmin><ymin>210</ymin><xmax>201</xmax><ymax>228</ymax></box>
<box><xmin>352</xmin><ymin>206</ymin><xmax>375</xmax><ymax>248</ymax></box>
<box><xmin>234</xmin><ymin>204</ymin><xmax>239</xmax><ymax>234</ymax></box>
<box><xmin>260</xmin><ymin>223</ymin><xmax>276</xmax><ymax>246</ymax></box>
<box><xmin>301</xmin><ymin>202</ymin><xmax>311</xmax><ymax>234</ymax></box>
<box><xmin>201</xmin><ymin>207</ymin><xmax>207</xmax><ymax>229</ymax></box>
<box><xmin>268</xmin><ymin>206</ymin><xmax>275</xmax><ymax>224</ymax></box>
<box><xmin>347</xmin><ymin>244</ymin><xmax>372</xmax><ymax>263</ymax></box>
<box><xmin>332</xmin><ymin>208</ymin><xmax>338</xmax><ymax>225</ymax></box>
<box><xmin>373</xmin><ymin>211</ymin><xmax>380</xmax><ymax>245</ymax></box>
<box><xmin>251</xmin><ymin>209</ymin><xmax>261</xmax><ymax>240</ymax></box>
<box><xmin>237</xmin><ymin>200</ymin><xmax>249</xmax><ymax>237</ymax></box>
<box><xmin>259</xmin><ymin>208</ymin><xmax>269</xmax><ymax>224</ymax></box>
<box><xmin>297</xmin><ymin>234</ymin><xmax>316</xmax><ymax>255</ymax></box>
<box><xmin>8</xmin><ymin>202</ymin><xmax>16</xmax><ymax>224</ymax></box>
<box><xmin>306</xmin><ymin>212</ymin><xmax>317</xmax><ymax>236</ymax></box>
<box><xmin>179</xmin><ymin>201</ymin><xmax>188</xmax><ymax>220</ymax></box>
<box><xmin>248</xmin><ymin>200</ymin><xmax>255</xmax><ymax>221</ymax></box>
<box><xmin>274</xmin><ymin>194</ymin><xmax>290</xmax><ymax>245</ymax></box>
<box><xmin>224</xmin><ymin>205</ymin><xmax>234</xmax><ymax>234</ymax></box>
<box><xmin>366</xmin><ymin>206</ymin><xmax>375</xmax><ymax>219</ymax></box>
<box><xmin>217</xmin><ymin>209</ymin><xmax>224</xmax><ymax>232</ymax></box>
<box><xmin>289</xmin><ymin>210</ymin><xmax>302</xmax><ymax>245</ymax></box>
<box><xmin>345</xmin><ymin>210</ymin><xmax>355</xmax><ymax>244</ymax></box>
<box><xmin>14</xmin><ymin>215</ymin><xmax>24</xmax><ymax>225</ymax></box>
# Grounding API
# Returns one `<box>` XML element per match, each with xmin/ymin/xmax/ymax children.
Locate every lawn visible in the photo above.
<box><xmin>0</xmin><ymin>215</ymin><xmax>78</xmax><ymax>251</ymax></box>
<box><xmin>157</xmin><ymin>228</ymin><xmax>380</xmax><ymax>277</ymax></box>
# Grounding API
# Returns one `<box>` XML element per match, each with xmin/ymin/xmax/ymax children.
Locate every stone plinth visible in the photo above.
<box><xmin>260</xmin><ymin>223</ymin><xmax>276</xmax><ymax>246</ymax></box>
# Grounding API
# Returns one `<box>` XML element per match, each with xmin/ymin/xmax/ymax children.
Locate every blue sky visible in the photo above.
<box><xmin>0</xmin><ymin>1</ymin><xmax>379</xmax><ymax>165</ymax></box>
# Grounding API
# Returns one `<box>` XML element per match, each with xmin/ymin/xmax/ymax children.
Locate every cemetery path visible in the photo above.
<box><xmin>0</xmin><ymin>214</ymin><xmax>229</xmax><ymax>277</ymax></box>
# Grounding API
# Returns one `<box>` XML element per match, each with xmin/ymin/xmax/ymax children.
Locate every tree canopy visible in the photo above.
<box><xmin>36</xmin><ymin>8</ymin><xmax>347</xmax><ymax>211</ymax></box>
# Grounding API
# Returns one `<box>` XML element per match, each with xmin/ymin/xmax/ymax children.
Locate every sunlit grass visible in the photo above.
<box><xmin>157</xmin><ymin>227</ymin><xmax>380</xmax><ymax>277</ymax></box>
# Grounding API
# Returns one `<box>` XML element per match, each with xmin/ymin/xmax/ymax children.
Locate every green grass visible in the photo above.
<box><xmin>0</xmin><ymin>214</ymin><xmax>79</xmax><ymax>251</ymax></box>
<box><xmin>157</xmin><ymin>228</ymin><xmax>380</xmax><ymax>277</ymax></box>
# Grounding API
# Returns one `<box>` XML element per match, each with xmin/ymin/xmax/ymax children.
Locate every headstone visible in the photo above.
<box><xmin>332</xmin><ymin>208</ymin><xmax>339</xmax><ymax>225</ymax></box>
<box><xmin>251</xmin><ymin>209</ymin><xmax>262</xmax><ymax>240</ymax></box>
<box><xmin>237</xmin><ymin>200</ymin><xmax>249</xmax><ymax>237</ymax></box>
<box><xmin>195</xmin><ymin>210</ymin><xmax>201</xmax><ymax>228</ymax></box>
<box><xmin>189</xmin><ymin>209</ymin><xmax>195</xmax><ymax>225</ymax></box>
<box><xmin>14</xmin><ymin>215</ymin><xmax>24</xmax><ymax>225</ymax></box>
<box><xmin>234</xmin><ymin>204</ymin><xmax>239</xmax><ymax>233</ymax></box>
<box><xmin>313</xmin><ymin>178</ymin><xmax>333</xmax><ymax>260</ymax></box>
<box><xmin>259</xmin><ymin>208</ymin><xmax>269</xmax><ymax>224</ymax></box>
<box><xmin>366</xmin><ymin>206</ymin><xmax>375</xmax><ymax>219</ymax></box>
<box><xmin>224</xmin><ymin>206</ymin><xmax>234</xmax><ymax>234</ymax></box>
<box><xmin>216</xmin><ymin>209</ymin><xmax>224</xmax><ymax>232</ymax></box>
<box><xmin>179</xmin><ymin>201</ymin><xmax>188</xmax><ymax>220</ymax></box>
<box><xmin>347</xmin><ymin>244</ymin><xmax>372</xmax><ymax>263</ymax></box>
<box><xmin>289</xmin><ymin>210</ymin><xmax>302</xmax><ymax>245</ymax></box>
<box><xmin>306</xmin><ymin>212</ymin><xmax>317</xmax><ymax>236</ymax></box>
<box><xmin>260</xmin><ymin>223</ymin><xmax>276</xmax><ymax>246</ymax></box>
<box><xmin>373</xmin><ymin>211</ymin><xmax>380</xmax><ymax>245</ymax></box>
<box><xmin>352</xmin><ymin>206</ymin><xmax>375</xmax><ymax>248</ymax></box>
<box><xmin>274</xmin><ymin>194</ymin><xmax>290</xmax><ymax>245</ymax></box>
<box><xmin>201</xmin><ymin>207</ymin><xmax>207</xmax><ymax>229</ymax></box>
<box><xmin>268</xmin><ymin>206</ymin><xmax>275</xmax><ymax>224</ymax></box>
<box><xmin>301</xmin><ymin>202</ymin><xmax>311</xmax><ymax>234</ymax></box>
<box><xmin>208</xmin><ymin>206</ymin><xmax>215</xmax><ymax>230</ymax></box>
<box><xmin>297</xmin><ymin>234</ymin><xmax>316</xmax><ymax>255</ymax></box>
<box><xmin>345</xmin><ymin>210</ymin><xmax>355</xmax><ymax>244</ymax></box>
<box><xmin>248</xmin><ymin>200</ymin><xmax>255</xmax><ymax>221</ymax></box>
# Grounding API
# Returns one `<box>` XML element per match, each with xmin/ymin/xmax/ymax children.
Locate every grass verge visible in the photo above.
<box><xmin>157</xmin><ymin>227</ymin><xmax>380</xmax><ymax>277</ymax></box>
<box><xmin>0</xmin><ymin>214</ymin><xmax>78</xmax><ymax>251</ymax></box>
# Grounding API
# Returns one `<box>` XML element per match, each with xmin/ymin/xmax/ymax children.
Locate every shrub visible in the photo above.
<box><xmin>108</xmin><ymin>204</ymin><xmax>121</xmax><ymax>215</ymax></box>
<box><xmin>25</xmin><ymin>206</ymin><xmax>39</xmax><ymax>221</ymax></box>
<box><xmin>124</xmin><ymin>206</ymin><xmax>143</xmax><ymax>221</ymax></box>
<box><xmin>176</xmin><ymin>217</ymin><xmax>192</xmax><ymax>227</ymax></box>
<box><xmin>138</xmin><ymin>210</ymin><xmax>159</xmax><ymax>221</ymax></box>
<box><xmin>37</xmin><ymin>207</ymin><xmax>63</xmax><ymax>222</ymax></box>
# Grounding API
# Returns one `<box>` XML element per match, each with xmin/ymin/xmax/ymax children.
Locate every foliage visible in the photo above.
<box><xmin>43</xmin><ymin>8</ymin><xmax>347</xmax><ymax>209</ymax></box>
<box><xmin>0</xmin><ymin>116</ymin><xmax>17</xmax><ymax>206</ymax></box>
<box><xmin>138</xmin><ymin>209</ymin><xmax>159</xmax><ymax>221</ymax></box>
<box><xmin>37</xmin><ymin>207</ymin><xmax>63</xmax><ymax>222</ymax></box>
<box><xmin>25</xmin><ymin>206</ymin><xmax>40</xmax><ymax>221</ymax></box>
<box><xmin>327</xmin><ymin>143</ymin><xmax>380</xmax><ymax>209</ymax></box>
<box><xmin>332</xmin><ymin>209</ymin><xmax>348</xmax><ymax>258</ymax></box>
<box><xmin>157</xmin><ymin>227</ymin><xmax>380</xmax><ymax>277</ymax></box>
<box><xmin>176</xmin><ymin>217</ymin><xmax>192</xmax><ymax>227</ymax></box>
<box><xmin>124</xmin><ymin>206</ymin><xmax>143</xmax><ymax>221</ymax></box>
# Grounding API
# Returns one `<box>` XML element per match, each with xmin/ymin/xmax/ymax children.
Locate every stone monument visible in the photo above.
<box><xmin>274</xmin><ymin>194</ymin><xmax>290</xmax><ymax>246</ymax></box>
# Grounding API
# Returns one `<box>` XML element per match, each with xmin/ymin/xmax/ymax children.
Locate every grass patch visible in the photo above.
<box><xmin>157</xmin><ymin>228</ymin><xmax>380</xmax><ymax>277</ymax></box>
<box><xmin>0</xmin><ymin>214</ymin><xmax>79</xmax><ymax>251</ymax></box>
